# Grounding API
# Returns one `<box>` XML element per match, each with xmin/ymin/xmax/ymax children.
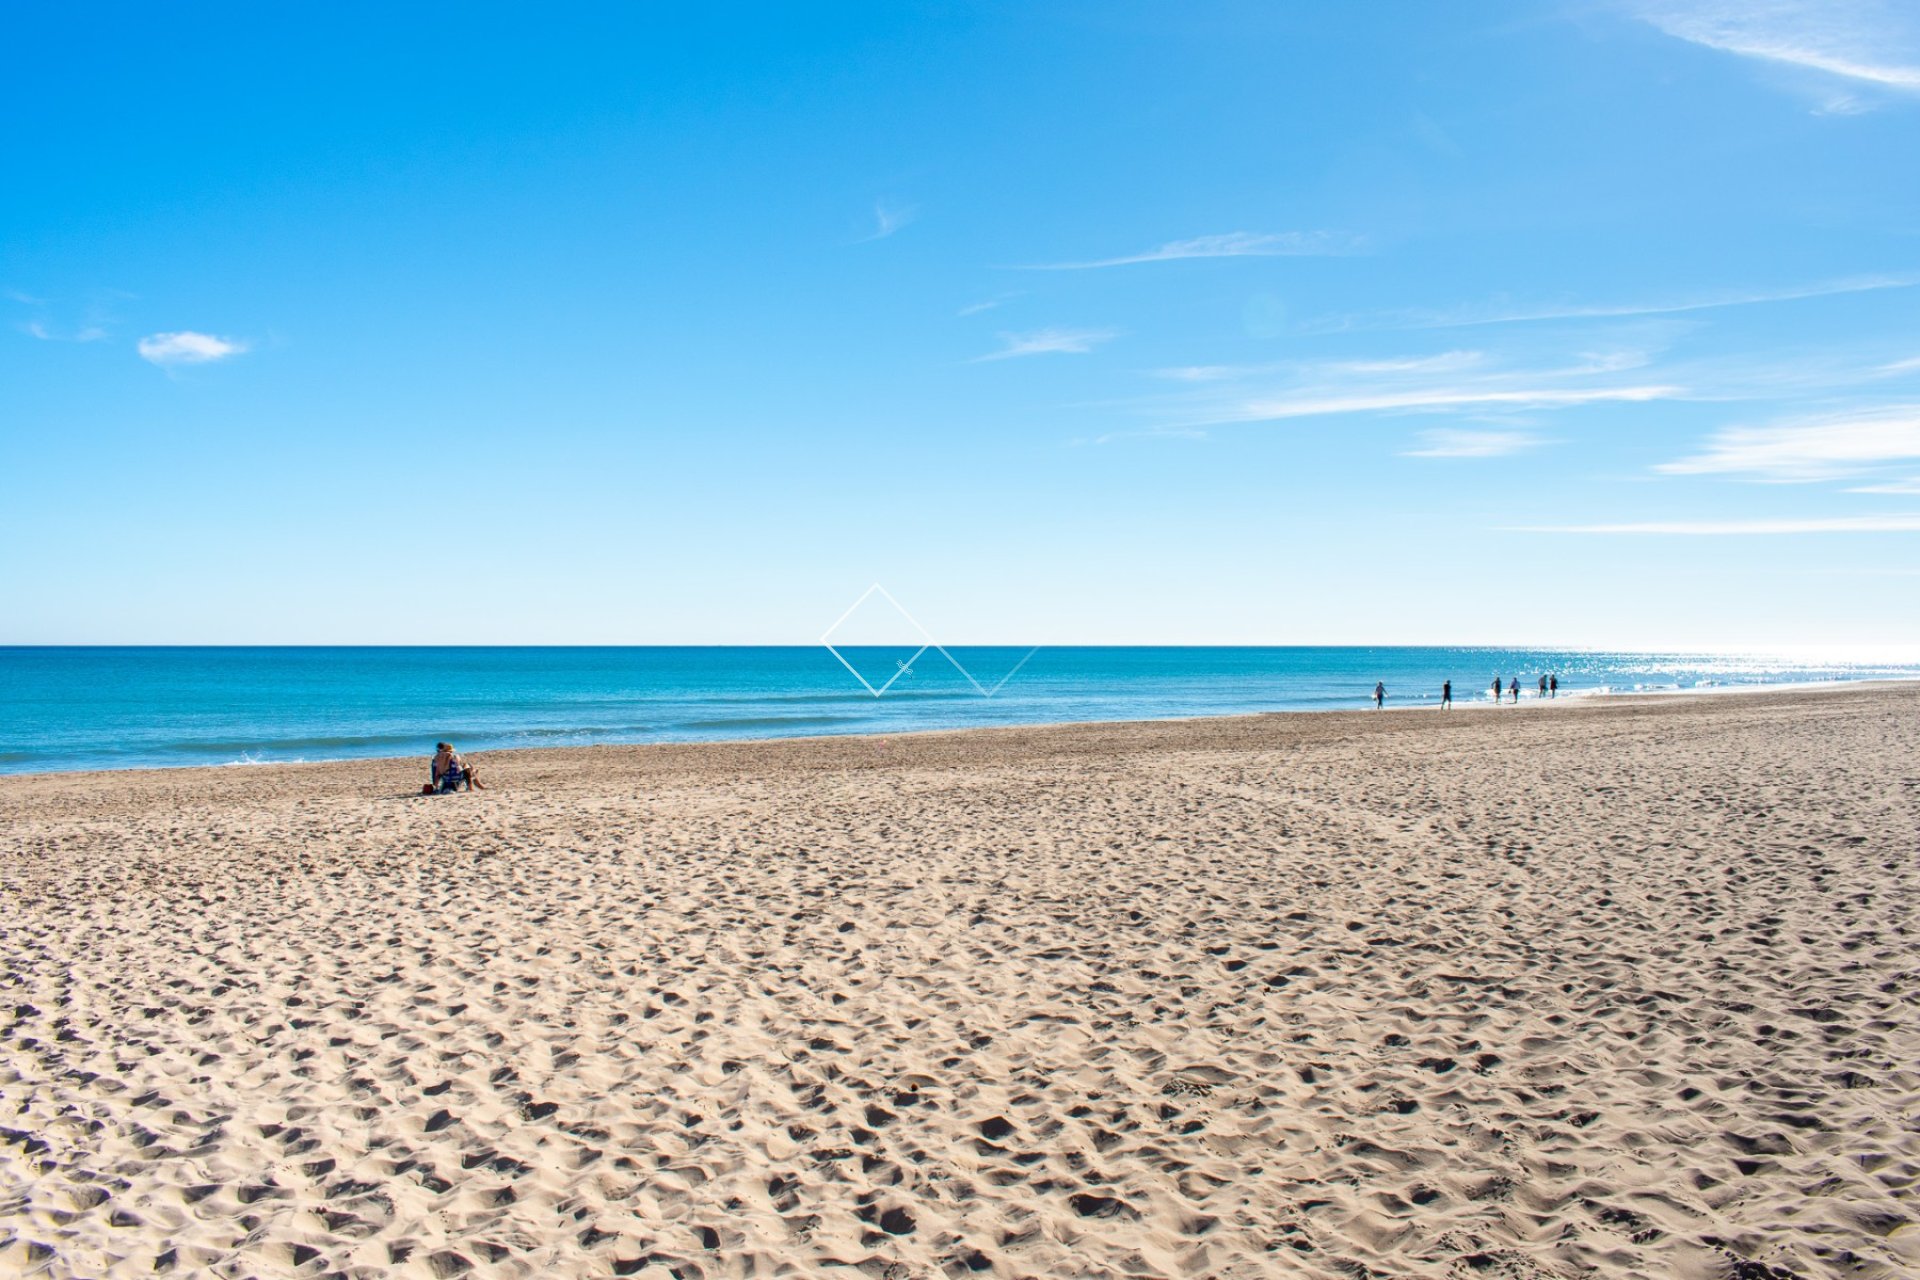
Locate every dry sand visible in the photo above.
<box><xmin>3</xmin><ymin>686</ymin><xmax>1919</xmax><ymax>1280</ymax></box>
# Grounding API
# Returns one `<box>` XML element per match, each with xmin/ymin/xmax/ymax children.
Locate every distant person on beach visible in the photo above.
<box><xmin>1441</xmin><ymin>680</ymin><xmax>1451</xmax><ymax>708</ymax></box>
<box><xmin>1550</xmin><ymin>673</ymin><xmax>1558</xmax><ymax>698</ymax></box>
<box><xmin>1373</xmin><ymin>681</ymin><xmax>1385</xmax><ymax>709</ymax></box>
<box><xmin>1509</xmin><ymin>677</ymin><xmax>1520</xmax><ymax>704</ymax></box>
<box><xmin>428</xmin><ymin>742</ymin><xmax>484</xmax><ymax>794</ymax></box>
<box><xmin>1491</xmin><ymin>677</ymin><xmax>1502</xmax><ymax>703</ymax></box>
<box><xmin>1539</xmin><ymin>674</ymin><xmax>1548</xmax><ymax>698</ymax></box>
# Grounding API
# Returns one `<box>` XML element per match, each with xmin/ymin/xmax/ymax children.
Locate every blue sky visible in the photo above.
<box><xmin>4</xmin><ymin>1</ymin><xmax>1918</xmax><ymax>648</ymax></box>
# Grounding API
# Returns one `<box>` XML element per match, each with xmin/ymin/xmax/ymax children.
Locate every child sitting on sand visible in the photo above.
<box><xmin>426</xmin><ymin>742</ymin><xmax>485</xmax><ymax>794</ymax></box>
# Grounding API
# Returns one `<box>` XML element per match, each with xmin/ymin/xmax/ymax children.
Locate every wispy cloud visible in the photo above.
<box><xmin>1153</xmin><ymin>365</ymin><xmax>1248</xmax><ymax>384</ymax></box>
<box><xmin>973</xmin><ymin>327</ymin><xmax>1117</xmax><ymax>362</ymax></box>
<box><xmin>1520</xmin><ymin>513</ymin><xmax>1920</xmax><ymax>534</ymax></box>
<box><xmin>859</xmin><ymin>201</ymin><xmax>917</xmax><ymax>242</ymax></box>
<box><xmin>13</xmin><ymin>289</ymin><xmax>118</xmax><ymax>342</ymax></box>
<box><xmin>1633</xmin><ymin>1</ymin><xmax>1920</xmax><ymax>96</ymax></box>
<box><xmin>1657</xmin><ymin>406</ymin><xmax>1920</xmax><ymax>480</ymax></box>
<box><xmin>1234</xmin><ymin>383</ymin><xmax>1677</xmax><ymax>423</ymax></box>
<box><xmin>1325</xmin><ymin>351</ymin><xmax>1488</xmax><ymax>376</ymax></box>
<box><xmin>24</xmin><ymin>320</ymin><xmax>108</xmax><ymax>342</ymax></box>
<box><xmin>958</xmin><ymin>292</ymin><xmax>1021</xmax><ymax>317</ymax></box>
<box><xmin>137</xmin><ymin>331</ymin><xmax>249</xmax><ymax>366</ymax></box>
<box><xmin>1403</xmin><ymin>428</ymin><xmax>1545</xmax><ymax>458</ymax></box>
<box><xmin>1850</xmin><ymin>477</ymin><xmax>1920</xmax><ymax>493</ymax></box>
<box><xmin>1018</xmin><ymin>230</ymin><xmax>1362</xmax><ymax>271</ymax></box>
<box><xmin>1155</xmin><ymin>351</ymin><xmax>1487</xmax><ymax>383</ymax></box>
<box><xmin>1878</xmin><ymin>354</ymin><xmax>1920</xmax><ymax>375</ymax></box>
<box><xmin>1111</xmin><ymin>343</ymin><xmax>1688</xmax><ymax>442</ymax></box>
<box><xmin>1304</xmin><ymin>273</ymin><xmax>1918</xmax><ymax>333</ymax></box>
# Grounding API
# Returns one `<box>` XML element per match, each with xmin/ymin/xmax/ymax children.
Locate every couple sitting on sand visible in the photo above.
<box><xmin>424</xmin><ymin>742</ymin><xmax>485</xmax><ymax>794</ymax></box>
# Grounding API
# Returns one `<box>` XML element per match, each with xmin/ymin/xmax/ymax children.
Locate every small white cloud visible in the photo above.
<box><xmin>860</xmin><ymin>201</ymin><xmax>917</xmax><ymax>242</ymax></box>
<box><xmin>1850</xmin><ymin>476</ymin><xmax>1920</xmax><ymax>493</ymax></box>
<box><xmin>1403</xmin><ymin>428</ymin><xmax>1544</xmax><ymax>458</ymax></box>
<box><xmin>973</xmin><ymin>327</ymin><xmax>1117</xmax><ymax>362</ymax></box>
<box><xmin>1657</xmin><ymin>406</ymin><xmax>1920</xmax><ymax>481</ymax></box>
<box><xmin>1878</xmin><ymin>354</ymin><xmax>1920</xmax><ymax>375</ymax></box>
<box><xmin>1020</xmin><ymin>230</ymin><xmax>1362</xmax><ymax>271</ymax></box>
<box><xmin>1519</xmin><ymin>513</ymin><xmax>1920</xmax><ymax>534</ymax></box>
<box><xmin>138</xmin><ymin>331</ymin><xmax>248</xmax><ymax>366</ymax></box>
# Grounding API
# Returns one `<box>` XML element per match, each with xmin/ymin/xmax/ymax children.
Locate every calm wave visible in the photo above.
<box><xmin>2</xmin><ymin>646</ymin><xmax>1916</xmax><ymax>775</ymax></box>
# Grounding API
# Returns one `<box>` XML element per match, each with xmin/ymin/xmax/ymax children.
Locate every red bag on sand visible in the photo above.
<box><xmin>421</xmin><ymin>783</ymin><xmax>435</xmax><ymax>795</ymax></box>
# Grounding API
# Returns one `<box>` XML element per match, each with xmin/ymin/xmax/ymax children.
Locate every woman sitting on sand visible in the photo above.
<box><xmin>428</xmin><ymin>742</ymin><xmax>484</xmax><ymax>793</ymax></box>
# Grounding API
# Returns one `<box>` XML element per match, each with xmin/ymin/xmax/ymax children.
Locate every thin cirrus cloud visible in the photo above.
<box><xmin>859</xmin><ymin>201</ymin><xmax>917</xmax><ymax>242</ymax></box>
<box><xmin>1656</xmin><ymin>406</ymin><xmax>1920</xmax><ymax>481</ymax></box>
<box><xmin>1518</xmin><ymin>514</ymin><xmax>1920</xmax><ymax>534</ymax></box>
<box><xmin>958</xmin><ymin>292</ymin><xmax>1023</xmax><ymax>317</ymax></box>
<box><xmin>972</xmin><ymin>327</ymin><xmax>1117</xmax><ymax>362</ymax></box>
<box><xmin>1119</xmin><ymin>348</ymin><xmax>1686</xmax><ymax>442</ymax></box>
<box><xmin>1231</xmin><ymin>383</ymin><xmax>1677</xmax><ymax>423</ymax></box>
<box><xmin>1631</xmin><ymin>0</ymin><xmax>1920</xmax><ymax>96</ymax></box>
<box><xmin>1302</xmin><ymin>273</ymin><xmax>1919</xmax><ymax>333</ymax></box>
<box><xmin>25</xmin><ymin>320</ymin><xmax>108</xmax><ymax>342</ymax></box>
<box><xmin>1402</xmin><ymin>428</ymin><xmax>1544</xmax><ymax>458</ymax></box>
<box><xmin>1155</xmin><ymin>351</ymin><xmax>1486</xmax><ymax>383</ymax></box>
<box><xmin>137</xmin><ymin>331</ymin><xmax>249</xmax><ymax>366</ymax></box>
<box><xmin>1017</xmin><ymin>230</ymin><xmax>1362</xmax><ymax>271</ymax></box>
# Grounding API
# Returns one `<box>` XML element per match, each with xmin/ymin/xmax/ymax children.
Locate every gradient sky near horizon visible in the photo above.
<box><xmin>4</xmin><ymin>1</ymin><xmax>1919</xmax><ymax>648</ymax></box>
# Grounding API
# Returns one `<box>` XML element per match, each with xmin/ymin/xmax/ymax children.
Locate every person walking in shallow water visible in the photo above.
<box><xmin>1441</xmin><ymin>679</ymin><xmax>1451</xmax><ymax>709</ymax></box>
<box><xmin>1509</xmin><ymin>677</ymin><xmax>1521</xmax><ymax>704</ymax></box>
<box><xmin>1550</xmin><ymin>673</ymin><xmax>1558</xmax><ymax>698</ymax></box>
<box><xmin>1373</xmin><ymin>681</ymin><xmax>1385</xmax><ymax>710</ymax></box>
<box><xmin>1491</xmin><ymin>676</ymin><xmax>1502</xmax><ymax>703</ymax></box>
<box><xmin>1539</xmin><ymin>673</ymin><xmax>1549</xmax><ymax>699</ymax></box>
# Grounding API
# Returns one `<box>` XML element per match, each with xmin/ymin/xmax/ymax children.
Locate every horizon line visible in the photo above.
<box><xmin>4</xmin><ymin>641</ymin><xmax>1917</xmax><ymax>656</ymax></box>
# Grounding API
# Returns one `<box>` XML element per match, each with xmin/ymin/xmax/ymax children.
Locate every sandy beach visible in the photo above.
<box><xmin>2</xmin><ymin>685</ymin><xmax>1917</xmax><ymax>1279</ymax></box>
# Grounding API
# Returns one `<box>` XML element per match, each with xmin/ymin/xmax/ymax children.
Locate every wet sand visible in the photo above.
<box><xmin>2</xmin><ymin>685</ymin><xmax>1918</xmax><ymax>1279</ymax></box>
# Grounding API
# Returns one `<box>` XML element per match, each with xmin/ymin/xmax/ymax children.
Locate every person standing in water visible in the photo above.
<box><xmin>1491</xmin><ymin>676</ymin><xmax>1502</xmax><ymax>703</ymax></box>
<box><xmin>1509</xmin><ymin>677</ymin><xmax>1521</xmax><ymax>703</ymax></box>
<box><xmin>1373</xmin><ymin>681</ymin><xmax>1386</xmax><ymax>709</ymax></box>
<box><xmin>1539</xmin><ymin>673</ymin><xmax>1549</xmax><ymax>699</ymax></box>
<box><xmin>1441</xmin><ymin>679</ymin><xmax>1452</xmax><ymax>709</ymax></box>
<box><xmin>1549</xmin><ymin>673</ymin><xmax>1558</xmax><ymax>698</ymax></box>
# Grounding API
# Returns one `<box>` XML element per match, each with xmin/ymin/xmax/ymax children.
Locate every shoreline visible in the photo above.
<box><xmin>6</xmin><ymin>672</ymin><xmax>1918</xmax><ymax>784</ymax></box>
<box><xmin>4</xmin><ymin>674</ymin><xmax>1916</xmax><ymax>784</ymax></box>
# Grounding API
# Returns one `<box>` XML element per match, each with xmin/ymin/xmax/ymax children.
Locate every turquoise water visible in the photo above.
<box><xmin>2</xmin><ymin>646</ymin><xmax>1915</xmax><ymax>775</ymax></box>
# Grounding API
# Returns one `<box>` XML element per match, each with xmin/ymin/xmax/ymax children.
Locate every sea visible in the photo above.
<box><xmin>2</xmin><ymin>646</ymin><xmax>1916</xmax><ymax>775</ymax></box>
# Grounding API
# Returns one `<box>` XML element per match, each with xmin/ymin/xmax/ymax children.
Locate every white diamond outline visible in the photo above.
<box><xmin>819</xmin><ymin>584</ymin><xmax>932</xmax><ymax>697</ymax></box>
<box><xmin>820</xmin><ymin>583</ymin><xmax>1042</xmax><ymax>699</ymax></box>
